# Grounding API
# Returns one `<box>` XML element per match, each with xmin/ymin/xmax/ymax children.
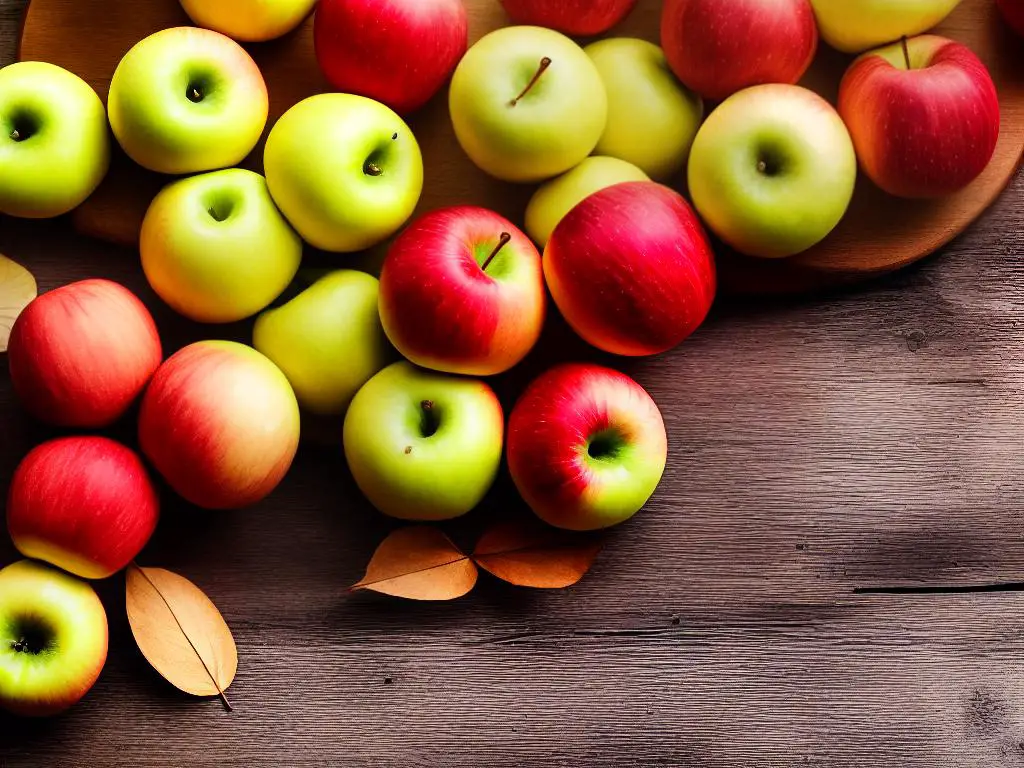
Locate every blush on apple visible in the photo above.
<box><xmin>7</xmin><ymin>437</ymin><xmax>159</xmax><ymax>580</ymax></box>
<box><xmin>998</xmin><ymin>0</ymin><xmax>1024</xmax><ymax>37</ymax></box>
<box><xmin>499</xmin><ymin>0</ymin><xmax>638</xmax><ymax>36</ymax></box>
<box><xmin>839</xmin><ymin>35</ymin><xmax>1000</xmax><ymax>199</ymax></box>
<box><xmin>7</xmin><ymin>279</ymin><xmax>162</xmax><ymax>428</ymax></box>
<box><xmin>661</xmin><ymin>0</ymin><xmax>818</xmax><ymax>102</ymax></box>
<box><xmin>544</xmin><ymin>181</ymin><xmax>716</xmax><ymax>357</ymax></box>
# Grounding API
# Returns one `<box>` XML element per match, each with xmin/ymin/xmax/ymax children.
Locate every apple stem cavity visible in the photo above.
<box><xmin>481</xmin><ymin>232</ymin><xmax>513</xmax><ymax>272</ymax></box>
<box><xmin>510</xmin><ymin>57</ymin><xmax>553</xmax><ymax>107</ymax></box>
<box><xmin>420</xmin><ymin>400</ymin><xmax>440</xmax><ymax>438</ymax></box>
<box><xmin>900</xmin><ymin>36</ymin><xmax>911</xmax><ymax>71</ymax></box>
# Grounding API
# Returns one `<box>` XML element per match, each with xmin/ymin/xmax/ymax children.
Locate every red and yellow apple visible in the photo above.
<box><xmin>544</xmin><ymin>181</ymin><xmax>716</xmax><ymax>357</ymax></box>
<box><xmin>7</xmin><ymin>279</ymin><xmax>162</xmax><ymax>428</ymax></box>
<box><xmin>179</xmin><ymin>0</ymin><xmax>317</xmax><ymax>42</ymax></box>
<box><xmin>507</xmin><ymin>363</ymin><xmax>668</xmax><ymax>531</ymax></box>
<box><xmin>499</xmin><ymin>0</ymin><xmax>638</xmax><ymax>36</ymax></box>
<box><xmin>379</xmin><ymin>207</ymin><xmax>545</xmax><ymax>376</ymax></box>
<box><xmin>138</xmin><ymin>341</ymin><xmax>300</xmax><ymax>510</ymax></box>
<box><xmin>998</xmin><ymin>0</ymin><xmax>1024</xmax><ymax>37</ymax></box>
<box><xmin>839</xmin><ymin>36</ymin><xmax>1000</xmax><ymax>199</ymax></box>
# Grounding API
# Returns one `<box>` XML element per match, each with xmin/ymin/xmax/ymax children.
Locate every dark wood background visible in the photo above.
<box><xmin>5</xmin><ymin>1</ymin><xmax>1024</xmax><ymax>766</ymax></box>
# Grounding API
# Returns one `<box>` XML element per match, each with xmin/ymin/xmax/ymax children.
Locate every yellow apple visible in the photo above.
<box><xmin>179</xmin><ymin>0</ymin><xmax>317</xmax><ymax>42</ymax></box>
<box><xmin>809</xmin><ymin>0</ymin><xmax>962</xmax><ymax>53</ymax></box>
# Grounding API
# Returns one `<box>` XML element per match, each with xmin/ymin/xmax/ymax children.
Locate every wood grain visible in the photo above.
<box><xmin>15</xmin><ymin>0</ymin><xmax>1024</xmax><ymax>294</ymax></box>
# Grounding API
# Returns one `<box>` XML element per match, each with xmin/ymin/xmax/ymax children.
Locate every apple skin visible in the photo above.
<box><xmin>688</xmin><ymin>84</ymin><xmax>857</xmax><ymax>258</ymax></box>
<box><xmin>379</xmin><ymin>207</ymin><xmax>545</xmax><ymax>376</ymax></box>
<box><xmin>264</xmin><ymin>93</ymin><xmax>424</xmax><ymax>253</ymax></box>
<box><xmin>838</xmin><ymin>36</ymin><xmax>1000</xmax><ymax>199</ymax></box>
<box><xmin>809</xmin><ymin>0</ymin><xmax>962</xmax><ymax>54</ymax></box>
<box><xmin>507</xmin><ymin>363</ymin><xmax>668</xmax><ymax>531</ymax></box>
<box><xmin>180</xmin><ymin>0</ymin><xmax>317</xmax><ymax>42</ymax></box>
<box><xmin>998</xmin><ymin>0</ymin><xmax>1024</xmax><ymax>36</ymax></box>
<box><xmin>8</xmin><ymin>437</ymin><xmax>159</xmax><ymax>580</ymax></box>
<box><xmin>661</xmin><ymin>0</ymin><xmax>818</xmax><ymax>102</ymax></box>
<box><xmin>526</xmin><ymin>156</ymin><xmax>649</xmax><ymax>248</ymax></box>
<box><xmin>254</xmin><ymin>270</ymin><xmax>393</xmax><ymax>416</ymax></box>
<box><xmin>343</xmin><ymin>362</ymin><xmax>504</xmax><ymax>521</ymax></box>
<box><xmin>0</xmin><ymin>62</ymin><xmax>109</xmax><ymax>218</ymax></box>
<box><xmin>141</xmin><ymin>168</ymin><xmax>303</xmax><ymax>324</ymax></box>
<box><xmin>138</xmin><ymin>341</ymin><xmax>300</xmax><ymax>510</ymax></box>
<box><xmin>7</xmin><ymin>279</ymin><xmax>162</xmax><ymax>428</ymax></box>
<box><xmin>0</xmin><ymin>560</ymin><xmax>108</xmax><ymax>717</ymax></box>
<box><xmin>584</xmin><ymin>38</ymin><xmax>703</xmax><ymax>181</ymax></box>
<box><xmin>544</xmin><ymin>181</ymin><xmax>716</xmax><ymax>357</ymax></box>
<box><xmin>315</xmin><ymin>0</ymin><xmax>468</xmax><ymax>115</ymax></box>
<box><xmin>108</xmin><ymin>27</ymin><xmax>268</xmax><ymax>175</ymax></box>
<box><xmin>449</xmin><ymin>26</ymin><xmax>608</xmax><ymax>183</ymax></box>
<box><xmin>499</xmin><ymin>0</ymin><xmax>638</xmax><ymax>36</ymax></box>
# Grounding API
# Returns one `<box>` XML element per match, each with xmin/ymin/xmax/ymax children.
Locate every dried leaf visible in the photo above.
<box><xmin>0</xmin><ymin>255</ymin><xmax>36</xmax><ymax>352</ymax></box>
<box><xmin>352</xmin><ymin>526</ymin><xmax>477</xmax><ymax>601</ymax></box>
<box><xmin>473</xmin><ymin>519</ymin><xmax>604</xmax><ymax>589</ymax></box>
<box><xmin>126</xmin><ymin>565</ymin><xmax>237</xmax><ymax>709</ymax></box>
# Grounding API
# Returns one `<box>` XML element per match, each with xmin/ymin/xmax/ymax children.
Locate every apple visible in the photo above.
<box><xmin>544</xmin><ymin>181</ymin><xmax>716</xmax><ymax>357</ymax></box>
<box><xmin>264</xmin><ymin>94</ymin><xmax>423</xmax><ymax>253</ymax></box>
<box><xmin>688</xmin><ymin>84</ymin><xmax>857</xmax><ymax>259</ymax></box>
<box><xmin>315</xmin><ymin>0</ymin><xmax>468</xmax><ymax>115</ymax></box>
<box><xmin>0</xmin><ymin>561</ymin><xmax>108</xmax><ymax>717</ymax></box>
<box><xmin>584</xmin><ymin>38</ymin><xmax>703</xmax><ymax>181</ymax></box>
<box><xmin>7</xmin><ymin>279</ymin><xmax>162</xmax><ymax>428</ymax></box>
<box><xmin>507</xmin><ymin>363</ymin><xmax>667</xmax><ymax>531</ymax></box>
<box><xmin>499</xmin><ymin>0</ymin><xmax>638</xmax><ymax>36</ymax></box>
<box><xmin>838</xmin><ymin>36</ymin><xmax>1000</xmax><ymax>199</ymax></box>
<box><xmin>379</xmin><ymin>207</ymin><xmax>545</xmax><ymax>376</ymax></box>
<box><xmin>661</xmin><ymin>0</ymin><xmax>818</xmax><ymax>102</ymax></box>
<box><xmin>0</xmin><ymin>62</ymin><xmax>109</xmax><ymax>219</ymax></box>
<box><xmin>138</xmin><ymin>341</ymin><xmax>300</xmax><ymax>510</ymax></box>
<box><xmin>254</xmin><ymin>270</ymin><xmax>393</xmax><ymax>415</ymax></box>
<box><xmin>449</xmin><ymin>26</ymin><xmax>608</xmax><ymax>183</ymax></box>
<box><xmin>525</xmin><ymin>156</ymin><xmax>649</xmax><ymax>248</ymax></box>
<box><xmin>343</xmin><ymin>361</ymin><xmax>504</xmax><ymax>521</ymax></box>
<box><xmin>998</xmin><ymin>0</ymin><xmax>1024</xmax><ymax>37</ymax></box>
<box><xmin>809</xmin><ymin>0</ymin><xmax>962</xmax><ymax>54</ymax></box>
<box><xmin>180</xmin><ymin>0</ymin><xmax>317</xmax><ymax>42</ymax></box>
<box><xmin>141</xmin><ymin>168</ymin><xmax>303</xmax><ymax>324</ymax></box>
<box><xmin>108</xmin><ymin>27</ymin><xmax>268</xmax><ymax>175</ymax></box>
<box><xmin>8</xmin><ymin>437</ymin><xmax>159</xmax><ymax>580</ymax></box>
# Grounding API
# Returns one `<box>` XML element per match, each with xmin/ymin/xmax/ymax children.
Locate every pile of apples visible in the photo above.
<box><xmin>0</xmin><ymin>0</ymin><xmax>1018</xmax><ymax>718</ymax></box>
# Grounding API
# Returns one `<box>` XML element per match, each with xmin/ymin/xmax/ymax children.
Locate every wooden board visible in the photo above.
<box><xmin>15</xmin><ymin>0</ymin><xmax>1024</xmax><ymax>295</ymax></box>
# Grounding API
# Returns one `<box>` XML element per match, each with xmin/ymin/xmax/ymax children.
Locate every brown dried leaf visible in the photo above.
<box><xmin>126</xmin><ymin>565</ymin><xmax>237</xmax><ymax>709</ymax></box>
<box><xmin>473</xmin><ymin>519</ymin><xmax>604</xmax><ymax>589</ymax></box>
<box><xmin>0</xmin><ymin>255</ymin><xmax>36</xmax><ymax>352</ymax></box>
<box><xmin>352</xmin><ymin>526</ymin><xmax>477</xmax><ymax>601</ymax></box>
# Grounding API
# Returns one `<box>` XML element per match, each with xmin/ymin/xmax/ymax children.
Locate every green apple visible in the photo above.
<box><xmin>343</xmin><ymin>361</ymin><xmax>504</xmax><ymax>521</ymax></box>
<box><xmin>264</xmin><ymin>94</ymin><xmax>424</xmax><ymax>253</ymax></box>
<box><xmin>810</xmin><ymin>0</ymin><xmax>962</xmax><ymax>53</ymax></box>
<box><xmin>525</xmin><ymin>156</ymin><xmax>649</xmax><ymax>247</ymax></box>
<box><xmin>584</xmin><ymin>38</ymin><xmax>703</xmax><ymax>181</ymax></box>
<box><xmin>141</xmin><ymin>169</ymin><xmax>302</xmax><ymax>323</ymax></box>
<box><xmin>0</xmin><ymin>62</ymin><xmax>109</xmax><ymax>219</ymax></box>
<box><xmin>688</xmin><ymin>84</ymin><xmax>857</xmax><ymax>259</ymax></box>
<box><xmin>449</xmin><ymin>25</ymin><xmax>608</xmax><ymax>183</ymax></box>
<box><xmin>108</xmin><ymin>27</ymin><xmax>269</xmax><ymax>175</ymax></box>
<box><xmin>253</xmin><ymin>270</ymin><xmax>393</xmax><ymax>415</ymax></box>
<box><xmin>0</xmin><ymin>560</ymin><xmax>108</xmax><ymax>717</ymax></box>
<box><xmin>180</xmin><ymin>0</ymin><xmax>317</xmax><ymax>42</ymax></box>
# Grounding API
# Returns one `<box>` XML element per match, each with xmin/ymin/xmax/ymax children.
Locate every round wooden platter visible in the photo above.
<box><xmin>16</xmin><ymin>0</ymin><xmax>1024</xmax><ymax>295</ymax></box>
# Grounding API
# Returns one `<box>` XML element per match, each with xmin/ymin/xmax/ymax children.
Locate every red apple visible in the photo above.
<box><xmin>314</xmin><ymin>0</ymin><xmax>468</xmax><ymax>115</ymax></box>
<box><xmin>507</xmin><ymin>363</ymin><xmax>668</xmax><ymax>531</ymax></box>
<box><xmin>499</xmin><ymin>0</ymin><xmax>638</xmax><ymax>35</ymax></box>
<box><xmin>138</xmin><ymin>341</ymin><xmax>300</xmax><ymax>510</ymax></box>
<box><xmin>379</xmin><ymin>207</ymin><xmax>545</xmax><ymax>376</ymax></box>
<box><xmin>839</xmin><ymin>36</ymin><xmax>1000</xmax><ymax>199</ymax></box>
<box><xmin>544</xmin><ymin>181</ymin><xmax>716</xmax><ymax>357</ymax></box>
<box><xmin>7</xmin><ymin>437</ymin><xmax>159</xmax><ymax>580</ymax></box>
<box><xmin>661</xmin><ymin>0</ymin><xmax>818</xmax><ymax>102</ymax></box>
<box><xmin>7</xmin><ymin>279</ymin><xmax>162</xmax><ymax>428</ymax></box>
<box><xmin>998</xmin><ymin>0</ymin><xmax>1024</xmax><ymax>38</ymax></box>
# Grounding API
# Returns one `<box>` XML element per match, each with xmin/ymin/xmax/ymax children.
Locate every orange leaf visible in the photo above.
<box><xmin>352</xmin><ymin>526</ymin><xmax>477</xmax><ymax>601</ymax></box>
<box><xmin>472</xmin><ymin>519</ymin><xmax>603</xmax><ymax>589</ymax></box>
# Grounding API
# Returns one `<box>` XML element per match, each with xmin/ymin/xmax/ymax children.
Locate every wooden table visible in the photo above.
<box><xmin>5</xmin><ymin>2</ymin><xmax>1024</xmax><ymax>765</ymax></box>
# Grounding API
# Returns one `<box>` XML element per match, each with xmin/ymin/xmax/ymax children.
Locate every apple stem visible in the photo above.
<box><xmin>188</xmin><ymin>86</ymin><xmax>203</xmax><ymax>103</ymax></box>
<box><xmin>510</xmin><ymin>58</ymin><xmax>552</xmax><ymax>107</ymax></box>
<box><xmin>900</xmin><ymin>36</ymin><xmax>911</xmax><ymax>70</ymax></box>
<box><xmin>365</xmin><ymin>162</ymin><xmax>383</xmax><ymax>177</ymax></box>
<box><xmin>9</xmin><ymin>128</ymin><xmax>20</xmax><ymax>141</ymax></box>
<box><xmin>481</xmin><ymin>232</ymin><xmax>512</xmax><ymax>272</ymax></box>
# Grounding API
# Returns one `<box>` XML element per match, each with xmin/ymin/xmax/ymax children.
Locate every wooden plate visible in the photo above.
<box><xmin>17</xmin><ymin>0</ymin><xmax>1024</xmax><ymax>295</ymax></box>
